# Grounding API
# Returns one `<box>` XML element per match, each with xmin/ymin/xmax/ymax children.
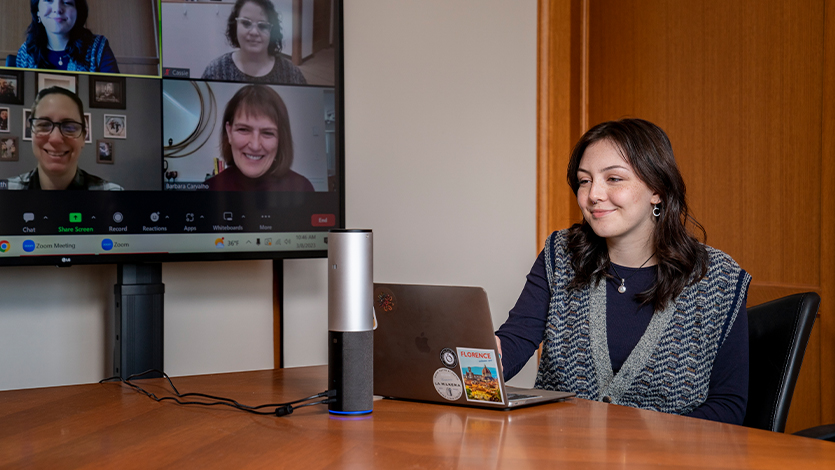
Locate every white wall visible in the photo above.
<box><xmin>0</xmin><ymin>0</ymin><xmax>539</xmax><ymax>391</ymax></box>
<box><xmin>283</xmin><ymin>0</ymin><xmax>540</xmax><ymax>386</ymax></box>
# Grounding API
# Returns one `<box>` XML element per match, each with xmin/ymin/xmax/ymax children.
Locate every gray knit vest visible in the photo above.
<box><xmin>535</xmin><ymin>230</ymin><xmax>751</xmax><ymax>415</ymax></box>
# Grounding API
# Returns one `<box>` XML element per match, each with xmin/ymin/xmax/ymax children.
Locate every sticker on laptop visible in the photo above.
<box><xmin>433</xmin><ymin>368</ymin><xmax>463</xmax><ymax>401</ymax></box>
<box><xmin>440</xmin><ymin>348</ymin><xmax>458</xmax><ymax>368</ymax></box>
<box><xmin>457</xmin><ymin>347</ymin><xmax>504</xmax><ymax>404</ymax></box>
<box><xmin>375</xmin><ymin>288</ymin><xmax>396</xmax><ymax>313</ymax></box>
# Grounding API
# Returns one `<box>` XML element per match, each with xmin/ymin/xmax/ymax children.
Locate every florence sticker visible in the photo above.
<box><xmin>457</xmin><ymin>347</ymin><xmax>504</xmax><ymax>404</ymax></box>
<box><xmin>433</xmin><ymin>368</ymin><xmax>463</xmax><ymax>401</ymax></box>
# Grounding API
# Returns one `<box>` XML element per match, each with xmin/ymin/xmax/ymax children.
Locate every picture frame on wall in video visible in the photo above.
<box><xmin>0</xmin><ymin>72</ymin><xmax>24</xmax><ymax>105</ymax></box>
<box><xmin>97</xmin><ymin>139</ymin><xmax>114</xmax><ymax>164</ymax></box>
<box><xmin>36</xmin><ymin>73</ymin><xmax>77</xmax><ymax>94</ymax></box>
<box><xmin>0</xmin><ymin>136</ymin><xmax>18</xmax><ymax>162</ymax></box>
<box><xmin>103</xmin><ymin>114</ymin><xmax>126</xmax><ymax>139</ymax></box>
<box><xmin>90</xmin><ymin>76</ymin><xmax>126</xmax><ymax>109</ymax></box>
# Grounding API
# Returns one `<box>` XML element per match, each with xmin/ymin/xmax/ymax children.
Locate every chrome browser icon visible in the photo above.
<box><xmin>0</xmin><ymin>240</ymin><xmax>9</xmax><ymax>252</ymax></box>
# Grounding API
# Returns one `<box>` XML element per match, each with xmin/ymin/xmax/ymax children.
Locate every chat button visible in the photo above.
<box><xmin>311</xmin><ymin>214</ymin><xmax>335</xmax><ymax>227</ymax></box>
<box><xmin>23</xmin><ymin>212</ymin><xmax>35</xmax><ymax>222</ymax></box>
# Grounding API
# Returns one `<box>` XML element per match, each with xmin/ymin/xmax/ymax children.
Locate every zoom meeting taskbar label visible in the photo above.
<box><xmin>0</xmin><ymin>232</ymin><xmax>327</xmax><ymax>259</ymax></box>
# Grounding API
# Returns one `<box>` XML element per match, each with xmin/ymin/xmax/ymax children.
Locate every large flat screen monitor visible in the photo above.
<box><xmin>0</xmin><ymin>0</ymin><xmax>343</xmax><ymax>267</ymax></box>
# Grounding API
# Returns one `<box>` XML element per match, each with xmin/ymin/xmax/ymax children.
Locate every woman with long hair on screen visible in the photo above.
<box><xmin>495</xmin><ymin>118</ymin><xmax>750</xmax><ymax>424</ymax></box>
<box><xmin>202</xmin><ymin>0</ymin><xmax>306</xmax><ymax>84</ymax></box>
<box><xmin>16</xmin><ymin>0</ymin><xmax>119</xmax><ymax>73</ymax></box>
<box><xmin>5</xmin><ymin>87</ymin><xmax>122</xmax><ymax>190</ymax></box>
<box><xmin>206</xmin><ymin>84</ymin><xmax>313</xmax><ymax>191</ymax></box>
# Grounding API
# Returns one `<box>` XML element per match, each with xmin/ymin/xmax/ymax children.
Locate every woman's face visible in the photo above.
<box><xmin>32</xmin><ymin>93</ymin><xmax>85</xmax><ymax>180</ymax></box>
<box><xmin>225</xmin><ymin>110</ymin><xmax>279</xmax><ymax>179</ymax></box>
<box><xmin>236</xmin><ymin>2</ymin><xmax>271</xmax><ymax>56</ymax></box>
<box><xmin>38</xmin><ymin>0</ymin><xmax>78</xmax><ymax>37</ymax></box>
<box><xmin>576</xmin><ymin>139</ymin><xmax>661</xmax><ymax>248</ymax></box>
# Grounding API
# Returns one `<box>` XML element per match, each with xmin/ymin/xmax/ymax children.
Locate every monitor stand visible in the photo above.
<box><xmin>114</xmin><ymin>263</ymin><xmax>165</xmax><ymax>379</ymax></box>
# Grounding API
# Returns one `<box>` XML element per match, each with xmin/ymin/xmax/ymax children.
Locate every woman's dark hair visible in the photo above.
<box><xmin>565</xmin><ymin>118</ymin><xmax>708</xmax><ymax>311</ymax></box>
<box><xmin>32</xmin><ymin>86</ymin><xmax>87</xmax><ymax>135</ymax></box>
<box><xmin>220</xmin><ymin>85</ymin><xmax>293</xmax><ymax>177</ymax></box>
<box><xmin>25</xmin><ymin>0</ymin><xmax>95</xmax><ymax>69</ymax></box>
<box><xmin>226</xmin><ymin>0</ymin><xmax>284</xmax><ymax>56</ymax></box>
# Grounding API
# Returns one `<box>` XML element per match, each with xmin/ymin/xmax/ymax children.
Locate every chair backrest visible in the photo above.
<box><xmin>743</xmin><ymin>292</ymin><xmax>819</xmax><ymax>432</ymax></box>
<box><xmin>5</xmin><ymin>55</ymin><xmax>16</xmax><ymax>67</ymax></box>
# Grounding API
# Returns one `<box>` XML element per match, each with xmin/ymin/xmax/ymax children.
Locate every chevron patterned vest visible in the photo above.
<box><xmin>535</xmin><ymin>230</ymin><xmax>751</xmax><ymax>415</ymax></box>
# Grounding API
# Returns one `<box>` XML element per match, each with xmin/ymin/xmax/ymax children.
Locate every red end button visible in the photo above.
<box><xmin>311</xmin><ymin>214</ymin><xmax>335</xmax><ymax>227</ymax></box>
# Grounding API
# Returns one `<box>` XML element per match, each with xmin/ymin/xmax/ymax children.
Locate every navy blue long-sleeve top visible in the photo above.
<box><xmin>496</xmin><ymin>250</ymin><xmax>749</xmax><ymax>425</ymax></box>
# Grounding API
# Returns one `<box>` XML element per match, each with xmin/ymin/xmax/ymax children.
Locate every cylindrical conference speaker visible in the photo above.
<box><xmin>327</xmin><ymin>229</ymin><xmax>373</xmax><ymax>415</ymax></box>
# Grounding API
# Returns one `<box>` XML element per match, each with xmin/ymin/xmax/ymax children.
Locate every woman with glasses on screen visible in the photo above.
<box><xmin>5</xmin><ymin>87</ymin><xmax>122</xmax><ymax>190</ymax></box>
<box><xmin>495</xmin><ymin>119</ymin><xmax>750</xmax><ymax>424</ymax></box>
<box><xmin>202</xmin><ymin>0</ymin><xmax>306</xmax><ymax>85</ymax></box>
<box><xmin>206</xmin><ymin>85</ymin><xmax>313</xmax><ymax>191</ymax></box>
<box><xmin>16</xmin><ymin>0</ymin><xmax>119</xmax><ymax>73</ymax></box>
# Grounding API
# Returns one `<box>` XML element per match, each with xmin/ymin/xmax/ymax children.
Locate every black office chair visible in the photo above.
<box><xmin>5</xmin><ymin>54</ymin><xmax>16</xmax><ymax>67</ymax></box>
<box><xmin>742</xmin><ymin>292</ymin><xmax>819</xmax><ymax>433</ymax></box>
<box><xmin>794</xmin><ymin>424</ymin><xmax>835</xmax><ymax>441</ymax></box>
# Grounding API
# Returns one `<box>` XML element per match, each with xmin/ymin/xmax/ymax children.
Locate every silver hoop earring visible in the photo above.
<box><xmin>37</xmin><ymin>16</ymin><xmax>41</xmax><ymax>23</ymax></box>
<box><xmin>652</xmin><ymin>204</ymin><xmax>661</xmax><ymax>217</ymax></box>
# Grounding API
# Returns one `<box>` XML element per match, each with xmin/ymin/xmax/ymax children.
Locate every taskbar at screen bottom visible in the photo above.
<box><xmin>0</xmin><ymin>232</ymin><xmax>327</xmax><ymax>264</ymax></box>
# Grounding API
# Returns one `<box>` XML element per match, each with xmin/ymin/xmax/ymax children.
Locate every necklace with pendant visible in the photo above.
<box><xmin>58</xmin><ymin>54</ymin><xmax>68</xmax><ymax>66</ymax></box>
<box><xmin>609</xmin><ymin>252</ymin><xmax>656</xmax><ymax>294</ymax></box>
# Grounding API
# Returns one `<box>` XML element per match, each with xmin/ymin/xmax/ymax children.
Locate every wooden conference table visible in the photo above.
<box><xmin>2</xmin><ymin>366</ymin><xmax>834</xmax><ymax>469</ymax></box>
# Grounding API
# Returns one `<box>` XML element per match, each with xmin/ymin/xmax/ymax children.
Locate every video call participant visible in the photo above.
<box><xmin>495</xmin><ymin>119</ymin><xmax>750</xmax><ymax>424</ymax></box>
<box><xmin>201</xmin><ymin>0</ymin><xmax>306</xmax><ymax>85</ymax></box>
<box><xmin>207</xmin><ymin>85</ymin><xmax>313</xmax><ymax>191</ymax></box>
<box><xmin>16</xmin><ymin>0</ymin><xmax>119</xmax><ymax>73</ymax></box>
<box><xmin>5</xmin><ymin>87</ymin><xmax>123</xmax><ymax>190</ymax></box>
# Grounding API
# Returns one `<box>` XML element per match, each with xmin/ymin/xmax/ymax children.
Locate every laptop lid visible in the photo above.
<box><xmin>372</xmin><ymin>283</ymin><xmax>574</xmax><ymax>410</ymax></box>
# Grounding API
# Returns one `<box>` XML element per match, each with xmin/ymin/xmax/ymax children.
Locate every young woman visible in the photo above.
<box><xmin>496</xmin><ymin>119</ymin><xmax>750</xmax><ymax>424</ymax></box>
<box><xmin>16</xmin><ymin>0</ymin><xmax>119</xmax><ymax>73</ymax></box>
<box><xmin>202</xmin><ymin>0</ymin><xmax>306</xmax><ymax>85</ymax></box>
<box><xmin>206</xmin><ymin>85</ymin><xmax>313</xmax><ymax>191</ymax></box>
<box><xmin>5</xmin><ymin>87</ymin><xmax>122</xmax><ymax>190</ymax></box>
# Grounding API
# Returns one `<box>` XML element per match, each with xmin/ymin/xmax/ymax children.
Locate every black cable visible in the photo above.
<box><xmin>100</xmin><ymin>369</ymin><xmax>333</xmax><ymax>417</ymax></box>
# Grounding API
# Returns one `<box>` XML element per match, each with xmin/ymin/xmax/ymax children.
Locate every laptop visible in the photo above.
<box><xmin>373</xmin><ymin>283</ymin><xmax>575</xmax><ymax>410</ymax></box>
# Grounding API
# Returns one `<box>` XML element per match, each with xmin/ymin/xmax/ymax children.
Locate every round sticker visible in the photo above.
<box><xmin>440</xmin><ymin>348</ymin><xmax>458</xmax><ymax>368</ymax></box>
<box><xmin>375</xmin><ymin>288</ymin><xmax>396</xmax><ymax>313</ymax></box>
<box><xmin>433</xmin><ymin>368</ymin><xmax>463</xmax><ymax>401</ymax></box>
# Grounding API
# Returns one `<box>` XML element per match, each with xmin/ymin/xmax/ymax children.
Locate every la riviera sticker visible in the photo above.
<box><xmin>457</xmin><ymin>347</ymin><xmax>504</xmax><ymax>404</ymax></box>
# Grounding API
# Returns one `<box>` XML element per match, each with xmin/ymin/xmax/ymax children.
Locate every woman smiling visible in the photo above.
<box><xmin>16</xmin><ymin>0</ymin><xmax>119</xmax><ymax>73</ymax></box>
<box><xmin>6</xmin><ymin>87</ymin><xmax>122</xmax><ymax>190</ymax></box>
<box><xmin>202</xmin><ymin>0</ymin><xmax>306</xmax><ymax>85</ymax></box>
<box><xmin>206</xmin><ymin>85</ymin><xmax>313</xmax><ymax>191</ymax></box>
<box><xmin>496</xmin><ymin>119</ymin><xmax>750</xmax><ymax>424</ymax></box>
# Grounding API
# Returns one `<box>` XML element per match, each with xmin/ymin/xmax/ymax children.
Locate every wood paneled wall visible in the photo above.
<box><xmin>0</xmin><ymin>0</ymin><xmax>159</xmax><ymax>76</ymax></box>
<box><xmin>539</xmin><ymin>0</ymin><xmax>835</xmax><ymax>432</ymax></box>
